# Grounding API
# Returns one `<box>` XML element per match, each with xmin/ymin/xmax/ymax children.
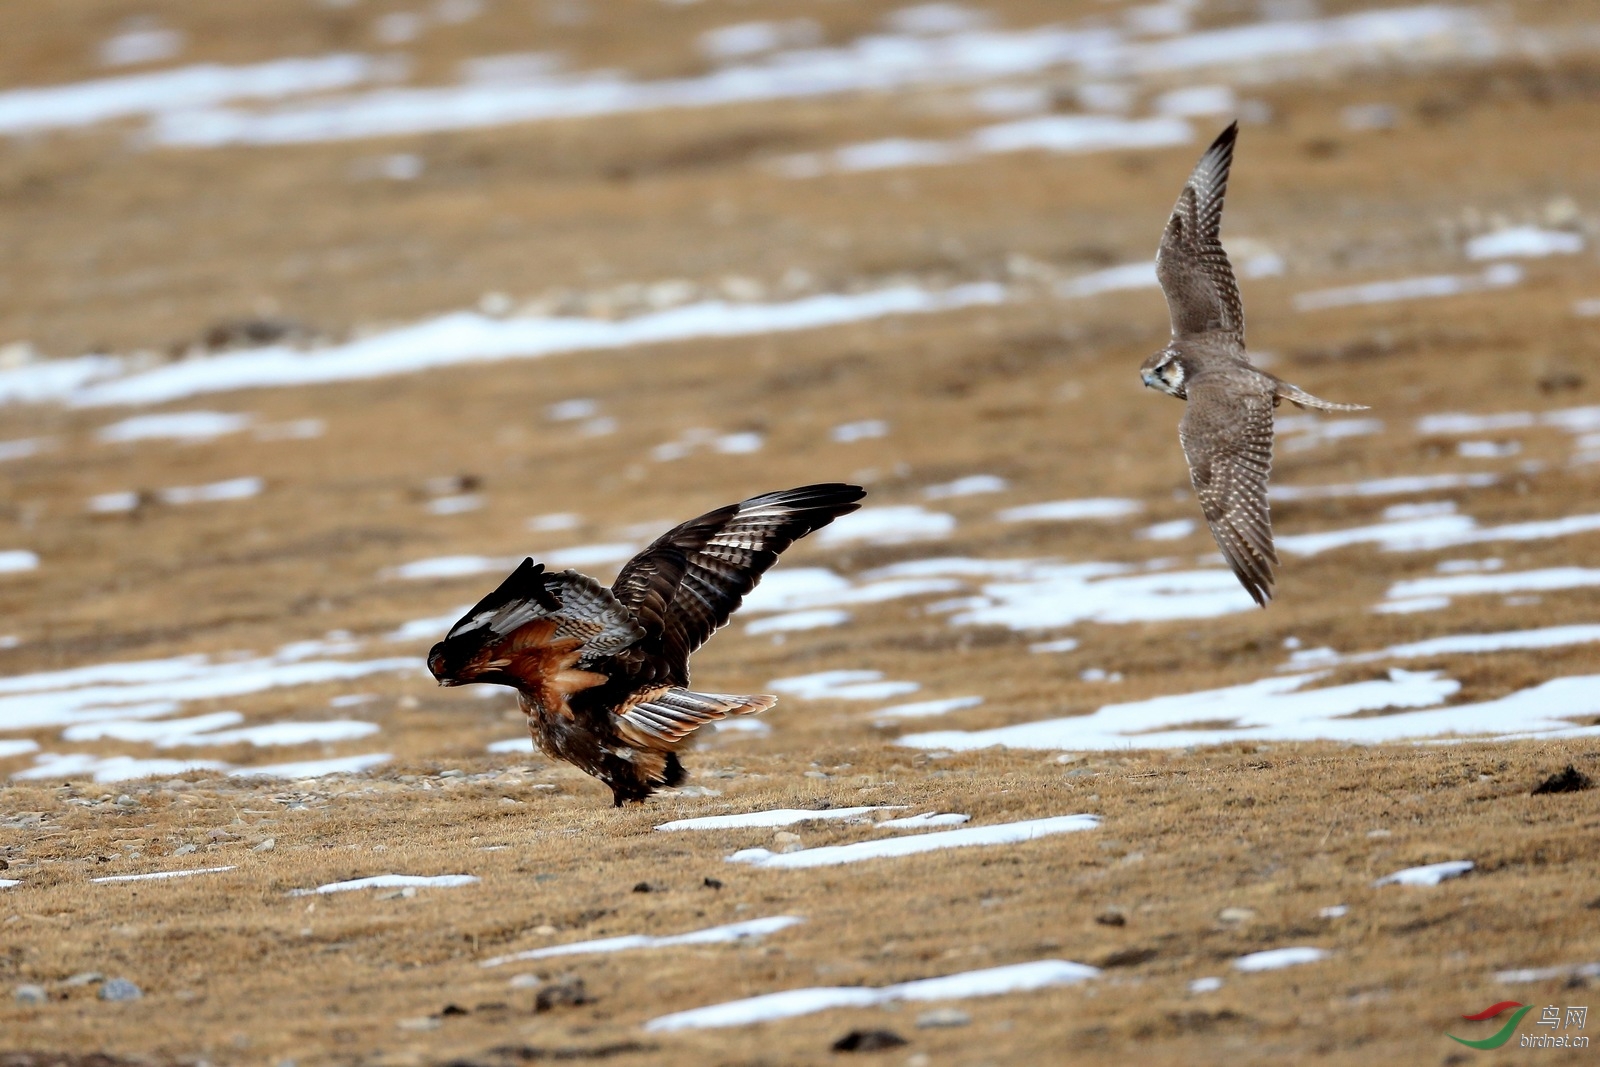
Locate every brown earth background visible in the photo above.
<box><xmin>2</xmin><ymin>0</ymin><xmax>1600</xmax><ymax>1064</ymax></box>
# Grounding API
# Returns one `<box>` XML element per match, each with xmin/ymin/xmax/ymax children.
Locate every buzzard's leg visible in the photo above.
<box><xmin>662</xmin><ymin>752</ymin><xmax>687</xmax><ymax>788</ymax></box>
<box><xmin>607</xmin><ymin>772</ymin><xmax>655</xmax><ymax>806</ymax></box>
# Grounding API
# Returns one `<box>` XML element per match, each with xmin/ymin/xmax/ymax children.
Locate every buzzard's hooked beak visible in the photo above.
<box><xmin>1141</xmin><ymin>368</ymin><xmax>1159</xmax><ymax>389</ymax></box>
<box><xmin>427</xmin><ymin>646</ymin><xmax>462</xmax><ymax>686</ymax></box>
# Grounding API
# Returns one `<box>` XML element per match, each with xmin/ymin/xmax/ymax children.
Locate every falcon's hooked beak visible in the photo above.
<box><xmin>1139</xmin><ymin>349</ymin><xmax>1186</xmax><ymax>399</ymax></box>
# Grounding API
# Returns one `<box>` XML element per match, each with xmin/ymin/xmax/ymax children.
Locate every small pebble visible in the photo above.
<box><xmin>773</xmin><ymin>831</ymin><xmax>803</xmax><ymax>854</ymax></box>
<box><xmin>14</xmin><ymin>984</ymin><xmax>46</xmax><ymax>1005</ymax></box>
<box><xmin>534</xmin><ymin>977</ymin><xmax>591</xmax><ymax>1012</ymax></box>
<box><xmin>1217</xmin><ymin>907</ymin><xmax>1256</xmax><ymax>924</ymax></box>
<box><xmin>99</xmin><ymin>978</ymin><xmax>142</xmax><ymax>1002</ymax></box>
<box><xmin>251</xmin><ymin>838</ymin><xmax>276</xmax><ymax>853</ymax></box>
<box><xmin>206</xmin><ymin>829</ymin><xmax>235</xmax><ymax>843</ymax></box>
<box><xmin>916</xmin><ymin>1008</ymin><xmax>971</xmax><ymax>1029</ymax></box>
<box><xmin>173</xmin><ymin>844</ymin><xmax>197</xmax><ymax>856</ymax></box>
<box><xmin>831</xmin><ymin>1028</ymin><xmax>907</xmax><ymax>1052</ymax></box>
<box><xmin>508</xmin><ymin>974</ymin><xmax>541</xmax><ymax>990</ymax></box>
<box><xmin>397</xmin><ymin>1016</ymin><xmax>439</xmax><ymax>1031</ymax></box>
<box><xmin>114</xmin><ymin>795</ymin><xmax>138</xmax><ymax>808</ymax></box>
<box><xmin>439</xmin><ymin>769</ymin><xmax>465</xmax><ymax>778</ymax></box>
<box><xmin>63</xmin><ymin>972</ymin><xmax>104</xmax><ymax>987</ymax></box>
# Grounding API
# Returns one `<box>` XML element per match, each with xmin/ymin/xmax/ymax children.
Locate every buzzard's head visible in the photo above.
<box><xmin>426</xmin><ymin>558</ymin><xmax>559</xmax><ymax>687</ymax></box>
<box><xmin>1140</xmin><ymin>347</ymin><xmax>1187</xmax><ymax>400</ymax></box>
<box><xmin>426</xmin><ymin>637</ymin><xmax>482</xmax><ymax>686</ymax></box>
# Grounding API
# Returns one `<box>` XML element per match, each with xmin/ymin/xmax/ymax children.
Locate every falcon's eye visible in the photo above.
<box><xmin>1161</xmin><ymin>361</ymin><xmax>1184</xmax><ymax>386</ymax></box>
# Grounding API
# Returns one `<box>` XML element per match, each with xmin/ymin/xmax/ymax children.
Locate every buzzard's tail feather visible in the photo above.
<box><xmin>657</xmin><ymin>688</ymin><xmax>776</xmax><ymax>722</ymax></box>
<box><xmin>1276</xmin><ymin>382</ymin><xmax>1369</xmax><ymax>413</ymax></box>
<box><xmin>616</xmin><ymin>688</ymin><xmax>776</xmax><ymax>752</ymax></box>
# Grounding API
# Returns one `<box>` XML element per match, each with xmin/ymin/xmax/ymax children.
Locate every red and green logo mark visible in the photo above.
<box><xmin>1448</xmin><ymin>1002</ymin><xmax>1534</xmax><ymax>1049</ymax></box>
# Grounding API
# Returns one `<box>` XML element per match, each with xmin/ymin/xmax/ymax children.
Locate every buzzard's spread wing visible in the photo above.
<box><xmin>1157</xmin><ymin>122</ymin><xmax>1244</xmax><ymax>343</ymax></box>
<box><xmin>1179</xmin><ymin>374</ymin><xmax>1277</xmax><ymax>606</ymax></box>
<box><xmin>610</xmin><ymin>483</ymin><xmax>864</xmax><ymax>685</ymax></box>
<box><xmin>444</xmin><ymin>558</ymin><xmax>644</xmax><ymax>659</ymax></box>
<box><xmin>429</xmin><ymin>559</ymin><xmax>645</xmax><ymax>690</ymax></box>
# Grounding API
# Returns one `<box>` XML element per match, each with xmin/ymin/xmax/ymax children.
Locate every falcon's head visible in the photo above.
<box><xmin>427</xmin><ymin>559</ymin><xmax>559</xmax><ymax>687</ymax></box>
<box><xmin>1140</xmin><ymin>347</ymin><xmax>1187</xmax><ymax>400</ymax></box>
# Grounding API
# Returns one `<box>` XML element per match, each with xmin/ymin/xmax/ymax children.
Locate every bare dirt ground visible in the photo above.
<box><xmin>2</xmin><ymin>1</ymin><xmax>1600</xmax><ymax>1064</ymax></box>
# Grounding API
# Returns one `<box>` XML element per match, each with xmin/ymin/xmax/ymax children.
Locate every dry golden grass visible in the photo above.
<box><xmin>3</xmin><ymin>1</ymin><xmax>1600</xmax><ymax>1063</ymax></box>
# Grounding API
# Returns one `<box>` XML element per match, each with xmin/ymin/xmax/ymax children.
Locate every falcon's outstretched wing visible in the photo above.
<box><xmin>610</xmin><ymin>483</ymin><xmax>864</xmax><ymax>685</ymax></box>
<box><xmin>1157</xmin><ymin>121</ymin><xmax>1244</xmax><ymax>343</ymax></box>
<box><xmin>1179</xmin><ymin>374</ymin><xmax>1277</xmax><ymax>606</ymax></box>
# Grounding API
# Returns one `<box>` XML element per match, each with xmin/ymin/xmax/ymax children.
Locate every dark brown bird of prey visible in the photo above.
<box><xmin>427</xmin><ymin>484</ymin><xmax>864</xmax><ymax>805</ymax></box>
<box><xmin>1140</xmin><ymin>122</ymin><xmax>1367</xmax><ymax>606</ymax></box>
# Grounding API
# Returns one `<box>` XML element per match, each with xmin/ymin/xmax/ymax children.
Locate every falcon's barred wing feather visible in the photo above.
<box><xmin>1179</xmin><ymin>376</ymin><xmax>1278</xmax><ymax>606</ymax></box>
<box><xmin>1157</xmin><ymin>121</ymin><xmax>1244</xmax><ymax>343</ymax></box>
<box><xmin>611</xmin><ymin>483</ymin><xmax>865</xmax><ymax>685</ymax></box>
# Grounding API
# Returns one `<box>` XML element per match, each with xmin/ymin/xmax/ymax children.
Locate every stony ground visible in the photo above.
<box><xmin>2</xmin><ymin>1</ymin><xmax>1600</xmax><ymax>1064</ymax></box>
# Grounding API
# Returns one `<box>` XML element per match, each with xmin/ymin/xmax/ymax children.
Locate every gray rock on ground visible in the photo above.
<box><xmin>99</xmin><ymin>977</ymin><xmax>142</xmax><ymax>1001</ymax></box>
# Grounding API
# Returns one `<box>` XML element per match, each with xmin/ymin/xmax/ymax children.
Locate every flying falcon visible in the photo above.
<box><xmin>1140</xmin><ymin>122</ymin><xmax>1368</xmax><ymax>606</ymax></box>
<box><xmin>427</xmin><ymin>483</ymin><xmax>864</xmax><ymax>805</ymax></box>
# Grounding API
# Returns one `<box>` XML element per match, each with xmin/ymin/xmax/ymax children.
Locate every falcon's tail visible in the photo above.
<box><xmin>616</xmin><ymin>688</ymin><xmax>776</xmax><ymax>754</ymax></box>
<box><xmin>1275</xmin><ymin>382</ymin><xmax>1369</xmax><ymax>413</ymax></box>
